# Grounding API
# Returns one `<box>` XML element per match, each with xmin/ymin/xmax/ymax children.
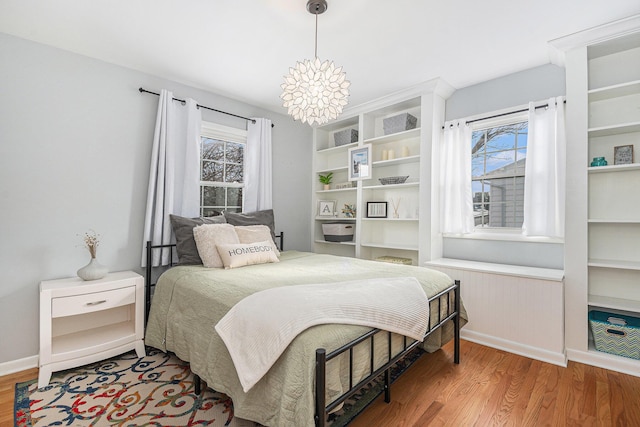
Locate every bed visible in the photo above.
<box><xmin>144</xmin><ymin>238</ymin><xmax>466</xmax><ymax>426</ymax></box>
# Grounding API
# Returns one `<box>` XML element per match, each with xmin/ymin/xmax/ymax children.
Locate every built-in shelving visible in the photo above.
<box><xmin>311</xmin><ymin>81</ymin><xmax>451</xmax><ymax>264</ymax></box>
<box><xmin>584</xmin><ymin>29</ymin><xmax>640</xmax><ymax>370</ymax></box>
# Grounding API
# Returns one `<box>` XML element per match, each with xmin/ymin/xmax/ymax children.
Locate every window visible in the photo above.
<box><xmin>200</xmin><ymin>122</ymin><xmax>247</xmax><ymax>217</ymax></box>
<box><xmin>471</xmin><ymin>116</ymin><xmax>528</xmax><ymax>228</ymax></box>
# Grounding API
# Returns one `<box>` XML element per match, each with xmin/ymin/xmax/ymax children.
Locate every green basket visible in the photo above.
<box><xmin>589</xmin><ymin>310</ymin><xmax>640</xmax><ymax>360</ymax></box>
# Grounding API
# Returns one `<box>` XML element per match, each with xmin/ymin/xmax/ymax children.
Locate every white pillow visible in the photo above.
<box><xmin>216</xmin><ymin>241</ymin><xmax>280</xmax><ymax>269</ymax></box>
<box><xmin>192</xmin><ymin>223</ymin><xmax>240</xmax><ymax>268</ymax></box>
<box><xmin>234</xmin><ymin>225</ymin><xmax>280</xmax><ymax>256</ymax></box>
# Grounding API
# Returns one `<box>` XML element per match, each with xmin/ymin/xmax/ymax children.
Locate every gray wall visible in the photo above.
<box><xmin>443</xmin><ymin>64</ymin><xmax>566</xmax><ymax>269</ymax></box>
<box><xmin>0</xmin><ymin>32</ymin><xmax>312</xmax><ymax>364</ymax></box>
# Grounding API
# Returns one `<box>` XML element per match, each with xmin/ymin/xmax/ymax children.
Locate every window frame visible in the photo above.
<box><xmin>199</xmin><ymin>121</ymin><xmax>247</xmax><ymax>216</ymax></box>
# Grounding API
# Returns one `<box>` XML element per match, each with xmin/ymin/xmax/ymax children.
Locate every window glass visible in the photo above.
<box><xmin>471</xmin><ymin>121</ymin><xmax>527</xmax><ymax>228</ymax></box>
<box><xmin>199</xmin><ymin>123</ymin><xmax>246</xmax><ymax>216</ymax></box>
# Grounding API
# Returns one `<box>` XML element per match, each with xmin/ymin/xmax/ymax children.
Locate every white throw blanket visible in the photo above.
<box><xmin>215</xmin><ymin>277</ymin><xmax>430</xmax><ymax>392</ymax></box>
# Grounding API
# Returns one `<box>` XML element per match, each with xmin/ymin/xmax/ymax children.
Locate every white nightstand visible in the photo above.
<box><xmin>38</xmin><ymin>270</ymin><xmax>146</xmax><ymax>388</ymax></box>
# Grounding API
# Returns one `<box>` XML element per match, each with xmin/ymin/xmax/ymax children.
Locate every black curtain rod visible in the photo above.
<box><xmin>443</xmin><ymin>99</ymin><xmax>566</xmax><ymax>129</ymax></box>
<box><xmin>139</xmin><ymin>87</ymin><xmax>275</xmax><ymax>127</ymax></box>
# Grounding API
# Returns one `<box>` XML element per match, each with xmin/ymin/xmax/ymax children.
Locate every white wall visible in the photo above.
<box><xmin>443</xmin><ymin>64</ymin><xmax>566</xmax><ymax>269</ymax></box>
<box><xmin>0</xmin><ymin>32</ymin><xmax>312</xmax><ymax>365</ymax></box>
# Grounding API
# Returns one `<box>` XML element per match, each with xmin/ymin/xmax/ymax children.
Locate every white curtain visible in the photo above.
<box><xmin>522</xmin><ymin>97</ymin><xmax>566</xmax><ymax>238</ymax></box>
<box><xmin>244</xmin><ymin>118</ymin><xmax>273</xmax><ymax>212</ymax></box>
<box><xmin>440</xmin><ymin>121</ymin><xmax>474</xmax><ymax>234</ymax></box>
<box><xmin>141</xmin><ymin>90</ymin><xmax>202</xmax><ymax>266</ymax></box>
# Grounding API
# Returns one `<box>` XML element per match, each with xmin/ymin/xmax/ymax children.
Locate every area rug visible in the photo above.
<box><xmin>15</xmin><ymin>346</ymin><xmax>423</xmax><ymax>427</ymax></box>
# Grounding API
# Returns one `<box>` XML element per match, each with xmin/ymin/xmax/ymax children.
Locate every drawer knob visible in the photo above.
<box><xmin>86</xmin><ymin>300</ymin><xmax>107</xmax><ymax>306</ymax></box>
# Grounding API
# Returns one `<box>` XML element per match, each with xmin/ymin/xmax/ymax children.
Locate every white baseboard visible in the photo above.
<box><xmin>0</xmin><ymin>354</ymin><xmax>38</xmax><ymax>376</ymax></box>
<box><xmin>462</xmin><ymin>330</ymin><xmax>567</xmax><ymax>367</ymax></box>
<box><xmin>567</xmin><ymin>348</ymin><xmax>640</xmax><ymax>378</ymax></box>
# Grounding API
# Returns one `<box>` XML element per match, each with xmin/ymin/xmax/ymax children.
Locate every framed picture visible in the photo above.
<box><xmin>614</xmin><ymin>145</ymin><xmax>634</xmax><ymax>165</ymax></box>
<box><xmin>367</xmin><ymin>202</ymin><xmax>388</xmax><ymax>218</ymax></box>
<box><xmin>348</xmin><ymin>144</ymin><xmax>372</xmax><ymax>181</ymax></box>
<box><xmin>317</xmin><ymin>200</ymin><xmax>336</xmax><ymax>217</ymax></box>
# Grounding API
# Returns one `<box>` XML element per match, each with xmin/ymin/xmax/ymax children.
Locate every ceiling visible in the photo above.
<box><xmin>2</xmin><ymin>1</ymin><xmax>639</xmax><ymax>116</ymax></box>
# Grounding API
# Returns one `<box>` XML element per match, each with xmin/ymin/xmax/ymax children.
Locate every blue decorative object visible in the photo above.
<box><xmin>590</xmin><ymin>157</ymin><xmax>607</xmax><ymax>167</ymax></box>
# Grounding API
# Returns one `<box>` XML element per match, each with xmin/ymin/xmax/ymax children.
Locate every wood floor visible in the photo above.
<box><xmin>1</xmin><ymin>341</ymin><xmax>640</xmax><ymax>426</ymax></box>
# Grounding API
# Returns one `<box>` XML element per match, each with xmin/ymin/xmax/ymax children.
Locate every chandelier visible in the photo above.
<box><xmin>280</xmin><ymin>0</ymin><xmax>350</xmax><ymax>126</ymax></box>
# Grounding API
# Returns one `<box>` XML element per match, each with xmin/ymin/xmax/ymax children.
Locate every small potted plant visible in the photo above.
<box><xmin>319</xmin><ymin>172</ymin><xmax>333</xmax><ymax>190</ymax></box>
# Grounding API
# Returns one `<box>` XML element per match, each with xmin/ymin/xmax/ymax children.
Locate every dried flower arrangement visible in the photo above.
<box><xmin>342</xmin><ymin>204</ymin><xmax>356</xmax><ymax>218</ymax></box>
<box><xmin>81</xmin><ymin>230</ymin><xmax>101</xmax><ymax>259</ymax></box>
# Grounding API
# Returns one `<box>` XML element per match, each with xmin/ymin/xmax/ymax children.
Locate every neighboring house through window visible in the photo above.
<box><xmin>471</xmin><ymin>113</ymin><xmax>528</xmax><ymax>228</ymax></box>
<box><xmin>200</xmin><ymin>121</ymin><xmax>247</xmax><ymax>217</ymax></box>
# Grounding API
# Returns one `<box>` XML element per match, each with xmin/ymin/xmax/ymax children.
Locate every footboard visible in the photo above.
<box><xmin>314</xmin><ymin>280</ymin><xmax>461</xmax><ymax>427</ymax></box>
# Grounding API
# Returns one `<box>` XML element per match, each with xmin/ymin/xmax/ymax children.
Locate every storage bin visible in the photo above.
<box><xmin>589</xmin><ymin>310</ymin><xmax>640</xmax><ymax>360</ymax></box>
<box><xmin>375</xmin><ymin>256</ymin><xmax>412</xmax><ymax>265</ymax></box>
<box><xmin>334</xmin><ymin>129</ymin><xmax>358</xmax><ymax>146</ymax></box>
<box><xmin>322</xmin><ymin>222</ymin><xmax>354</xmax><ymax>242</ymax></box>
<box><xmin>383</xmin><ymin>113</ymin><xmax>417</xmax><ymax>135</ymax></box>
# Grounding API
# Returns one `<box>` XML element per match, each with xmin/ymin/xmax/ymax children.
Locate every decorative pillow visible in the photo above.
<box><xmin>224</xmin><ymin>209</ymin><xmax>276</xmax><ymax>241</ymax></box>
<box><xmin>234</xmin><ymin>225</ymin><xmax>280</xmax><ymax>256</ymax></box>
<box><xmin>216</xmin><ymin>241</ymin><xmax>279</xmax><ymax>269</ymax></box>
<box><xmin>169</xmin><ymin>214</ymin><xmax>227</xmax><ymax>265</ymax></box>
<box><xmin>192</xmin><ymin>223</ymin><xmax>240</xmax><ymax>268</ymax></box>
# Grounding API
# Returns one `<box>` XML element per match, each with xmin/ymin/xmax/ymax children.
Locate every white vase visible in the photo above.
<box><xmin>77</xmin><ymin>257</ymin><xmax>109</xmax><ymax>281</ymax></box>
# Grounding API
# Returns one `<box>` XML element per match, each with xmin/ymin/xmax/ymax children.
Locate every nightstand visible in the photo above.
<box><xmin>38</xmin><ymin>270</ymin><xmax>145</xmax><ymax>388</ymax></box>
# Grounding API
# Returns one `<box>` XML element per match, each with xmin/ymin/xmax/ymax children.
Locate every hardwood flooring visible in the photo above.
<box><xmin>1</xmin><ymin>341</ymin><xmax>639</xmax><ymax>426</ymax></box>
<box><xmin>0</xmin><ymin>367</ymin><xmax>37</xmax><ymax>427</ymax></box>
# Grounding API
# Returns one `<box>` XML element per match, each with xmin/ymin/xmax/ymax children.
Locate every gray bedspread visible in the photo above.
<box><xmin>145</xmin><ymin>251</ymin><xmax>468</xmax><ymax>426</ymax></box>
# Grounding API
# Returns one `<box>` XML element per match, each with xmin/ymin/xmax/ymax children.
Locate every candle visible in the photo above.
<box><xmin>388</xmin><ymin>149</ymin><xmax>395</xmax><ymax>160</ymax></box>
<box><xmin>381</xmin><ymin>150</ymin><xmax>388</xmax><ymax>161</ymax></box>
<box><xmin>402</xmin><ymin>146</ymin><xmax>409</xmax><ymax>157</ymax></box>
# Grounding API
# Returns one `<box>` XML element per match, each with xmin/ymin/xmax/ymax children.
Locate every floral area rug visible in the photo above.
<box><xmin>15</xmin><ymin>346</ymin><xmax>424</xmax><ymax>427</ymax></box>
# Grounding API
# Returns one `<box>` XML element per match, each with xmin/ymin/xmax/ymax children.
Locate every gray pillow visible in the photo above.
<box><xmin>169</xmin><ymin>214</ymin><xmax>227</xmax><ymax>265</ymax></box>
<box><xmin>224</xmin><ymin>209</ymin><xmax>276</xmax><ymax>241</ymax></box>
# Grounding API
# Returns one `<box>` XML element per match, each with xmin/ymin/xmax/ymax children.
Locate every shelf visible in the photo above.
<box><xmin>317</xmin><ymin>142</ymin><xmax>357</xmax><ymax>154</ymax></box>
<box><xmin>315</xmin><ymin>217</ymin><xmax>356</xmax><ymax>221</ymax></box>
<box><xmin>360</xmin><ymin>242</ymin><xmax>419</xmax><ymax>251</ymax></box>
<box><xmin>588</xmin><ymin>163</ymin><xmax>640</xmax><ymax>173</ymax></box>
<box><xmin>373</xmin><ymin>155</ymin><xmax>420</xmax><ymax>167</ymax></box>
<box><xmin>588</xmin><ymin>80</ymin><xmax>640</xmax><ymax>102</ymax></box>
<box><xmin>314</xmin><ymin>239</ymin><xmax>356</xmax><ymax>246</ymax></box>
<box><xmin>362</xmin><ymin>182</ymin><xmax>419</xmax><ymax>190</ymax></box>
<box><xmin>361</xmin><ymin>218</ymin><xmax>418</xmax><ymax>222</ymax></box>
<box><xmin>316</xmin><ymin>187</ymin><xmax>357</xmax><ymax>194</ymax></box>
<box><xmin>588</xmin><ymin>219</ymin><xmax>640</xmax><ymax>224</ymax></box>
<box><xmin>52</xmin><ymin>321</ymin><xmax>136</xmax><ymax>357</ymax></box>
<box><xmin>316</xmin><ymin>166</ymin><xmax>349</xmax><ymax>174</ymax></box>
<box><xmin>588</xmin><ymin>121</ymin><xmax>640</xmax><ymax>137</ymax></box>
<box><xmin>363</xmin><ymin>128</ymin><xmax>421</xmax><ymax>145</ymax></box>
<box><xmin>588</xmin><ymin>259</ymin><xmax>640</xmax><ymax>271</ymax></box>
<box><xmin>588</xmin><ymin>295</ymin><xmax>640</xmax><ymax>313</ymax></box>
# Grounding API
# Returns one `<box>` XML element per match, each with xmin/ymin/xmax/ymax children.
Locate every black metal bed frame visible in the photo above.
<box><xmin>144</xmin><ymin>235</ymin><xmax>461</xmax><ymax>427</ymax></box>
<box><xmin>314</xmin><ymin>280</ymin><xmax>460</xmax><ymax>427</ymax></box>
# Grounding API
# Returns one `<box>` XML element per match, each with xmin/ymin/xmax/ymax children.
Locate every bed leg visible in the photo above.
<box><xmin>454</xmin><ymin>280</ymin><xmax>461</xmax><ymax>364</ymax></box>
<box><xmin>315</xmin><ymin>349</ymin><xmax>326</xmax><ymax>427</ymax></box>
<box><xmin>145</xmin><ymin>241</ymin><xmax>152</xmax><ymax>325</ymax></box>
<box><xmin>384</xmin><ymin>368</ymin><xmax>391</xmax><ymax>403</ymax></box>
<box><xmin>194</xmin><ymin>373</ymin><xmax>202</xmax><ymax>395</ymax></box>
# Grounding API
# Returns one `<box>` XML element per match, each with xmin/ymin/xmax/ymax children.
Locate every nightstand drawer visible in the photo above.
<box><xmin>51</xmin><ymin>286</ymin><xmax>136</xmax><ymax>318</ymax></box>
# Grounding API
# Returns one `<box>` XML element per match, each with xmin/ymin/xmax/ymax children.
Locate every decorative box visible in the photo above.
<box><xmin>375</xmin><ymin>256</ymin><xmax>413</xmax><ymax>265</ymax></box>
<box><xmin>322</xmin><ymin>222</ymin><xmax>354</xmax><ymax>242</ymax></box>
<box><xmin>383</xmin><ymin>113</ymin><xmax>417</xmax><ymax>135</ymax></box>
<box><xmin>335</xmin><ymin>182</ymin><xmax>356</xmax><ymax>189</ymax></box>
<box><xmin>334</xmin><ymin>129</ymin><xmax>358</xmax><ymax>147</ymax></box>
<box><xmin>589</xmin><ymin>310</ymin><xmax>640</xmax><ymax>360</ymax></box>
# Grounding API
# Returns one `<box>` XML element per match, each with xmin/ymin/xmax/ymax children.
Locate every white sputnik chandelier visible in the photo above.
<box><xmin>280</xmin><ymin>0</ymin><xmax>350</xmax><ymax>126</ymax></box>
